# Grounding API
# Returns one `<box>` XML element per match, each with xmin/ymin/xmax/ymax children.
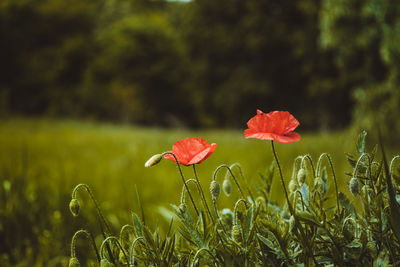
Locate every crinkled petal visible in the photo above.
<box><xmin>164</xmin><ymin>138</ymin><xmax>216</xmax><ymax>166</ymax></box>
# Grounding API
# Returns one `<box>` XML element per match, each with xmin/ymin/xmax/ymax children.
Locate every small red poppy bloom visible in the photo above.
<box><xmin>164</xmin><ymin>138</ymin><xmax>217</xmax><ymax>166</ymax></box>
<box><xmin>244</xmin><ymin>110</ymin><xmax>300</xmax><ymax>143</ymax></box>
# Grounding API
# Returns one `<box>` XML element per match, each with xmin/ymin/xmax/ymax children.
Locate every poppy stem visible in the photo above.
<box><xmin>270</xmin><ymin>141</ymin><xmax>294</xmax><ymax>216</ymax></box>
<box><xmin>193</xmin><ymin>165</ymin><xmax>215</xmax><ymax>223</ymax></box>
<box><xmin>162</xmin><ymin>152</ymin><xmax>199</xmax><ymax>216</ymax></box>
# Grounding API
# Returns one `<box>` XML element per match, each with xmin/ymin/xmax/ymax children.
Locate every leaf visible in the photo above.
<box><xmin>379</xmin><ymin>133</ymin><xmax>400</xmax><ymax>241</ymax></box>
<box><xmin>356</xmin><ymin>130</ymin><xmax>367</xmax><ymax>156</ymax></box>
<box><xmin>132</xmin><ymin>212</ymin><xmax>143</xmax><ymax>237</ymax></box>
<box><xmin>244</xmin><ymin>204</ymin><xmax>254</xmax><ymax>242</ymax></box>
<box><xmin>338</xmin><ymin>192</ymin><xmax>355</xmax><ymax>216</ymax></box>
<box><xmin>373</xmin><ymin>249</ymin><xmax>389</xmax><ymax>267</ymax></box>
<box><xmin>299</xmin><ymin>183</ymin><xmax>309</xmax><ymax>206</ymax></box>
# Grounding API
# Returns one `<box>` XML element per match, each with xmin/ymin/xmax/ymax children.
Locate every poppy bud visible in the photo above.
<box><xmin>231</xmin><ymin>224</ymin><xmax>242</xmax><ymax>243</ymax></box>
<box><xmin>210</xmin><ymin>180</ymin><xmax>220</xmax><ymax>202</ymax></box>
<box><xmin>100</xmin><ymin>258</ymin><xmax>114</xmax><ymax>267</ymax></box>
<box><xmin>68</xmin><ymin>257</ymin><xmax>80</xmax><ymax>267</ymax></box>
<box><xmin>349</xmin><ymin>177</ymin><xmax>359</xmax><ymax>196</ymax></box>
<box><xmin>222</xmin><ymin>178</ymin><xmax>232</xmax><ymax>196</ymax></box>
<box><xmin>178</xmin><ymin>203</ymin><xmax>187</xmax><ymax>214</ymax></box>
<box><xmin>69</xmin><ymin>198</ymin><xmax>80</xmax><ymax>217</ymax></box>
<box><xmin>288</xmin><ymin>179</ymin><xmax>297</xmax><ymax>193</ymax></box>
<box><xmin>144</xmin><ymin>154</ymin><xmax>163</xmax><ymax>168</ymax></box>
<box><xmin>221</xmin><ymin>208</ymin><xmax>233</xmax><ymax>227</ymax></box>
<box><xmin>297</xmin><ymin>168</ymin><xmax>306</xmax><ymax>186</ymax></box>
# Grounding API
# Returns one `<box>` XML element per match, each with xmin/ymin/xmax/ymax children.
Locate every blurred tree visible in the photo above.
<box><xmin>320</xmin><ymin>0</ymin><xmax>400</xmax><ymax>136</ymax></box>
<box><xmin>180</xmin><ymin>0</ymin><xmax>351</xmax><ymax>129</ymax></box>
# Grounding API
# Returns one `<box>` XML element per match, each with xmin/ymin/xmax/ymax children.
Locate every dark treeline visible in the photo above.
<box><xmin>0</xmin><ymin>0</ymin><xmax>399</xmax><ymax>131</ymax></box>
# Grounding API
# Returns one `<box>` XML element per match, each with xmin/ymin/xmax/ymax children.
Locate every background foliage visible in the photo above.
<box><xmin>1</xmin><ymin>0</ymin><xmax>399</xmax><ymax>131</ymax></box>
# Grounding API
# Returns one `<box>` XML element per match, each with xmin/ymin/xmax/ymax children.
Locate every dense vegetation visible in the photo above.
<box><xmin>1</xmin><ymin>0</ymin><xmax>399</xmax><ymax>131</ymax></box>
<box><xmin>0</xmin><ymin>118</ymin><xmax>358</xmax><ymax>266</ymax></box>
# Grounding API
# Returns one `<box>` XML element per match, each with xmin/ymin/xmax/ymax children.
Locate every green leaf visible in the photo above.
<box><xmin>338</xmin><ymin>192</ymin><xmax>355</xmax><ymax>216</ymax></box>
<box><xmin>356</xmin><ymin>130</ymin><xmax>367</xmax><ymax>156</ymax></box>
<box><xmin>299</xmin><ymin>183</ymin><xmax>309</xmax><ymax>206</ymax></box>
<box><xmin>132</xmin><ymin>212</ymin><xmax>143</xmax><ymax>237</ymax></box>
<box><xmin>373</xmin><ymin>249</ymin><xmax>389</xmax><ymax>267</ymax></box>
<box><xmin>244</xmin><ymin>204</ymin><xmax>253</xmax><ymax>242</ymax></box>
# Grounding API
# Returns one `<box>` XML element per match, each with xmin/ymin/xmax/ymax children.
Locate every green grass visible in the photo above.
<box><xmin>0</xmin><ymin>117</ymin><xmax>366</xmax><ymax>265</ymax></box>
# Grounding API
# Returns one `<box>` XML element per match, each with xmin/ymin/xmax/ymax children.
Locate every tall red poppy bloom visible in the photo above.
<box><xmin>164</xmin><ymin>138</ymin><xmax>217</xmax><ymax>166</ymax></box>
<box><xmin>244</xmin><ymin>110</ymin><xmax>300</xmax><ymax>143</ymax></box>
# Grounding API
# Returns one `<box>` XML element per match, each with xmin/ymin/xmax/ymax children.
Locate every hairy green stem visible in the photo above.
<box><xmin>162</xmin><ymin>152</ymin><xmax>199</xmax><ymax>216</ymax></box>
<box><xmin>213</xmin><ymin>164</ymin><xmax>246</xmax><ymax>203</ymax></box>
<box><xmin>317</xmin><ymin>153</ymin><xmax>340</xmax><ymax>215</ymax></box>
<box><xmin>70</xmin><ymin>229</ymin><xmax>100</xmax><ymax>262</ymax></box>
<box><xmin>193</xmin><ymin>165</ymin><xmax>215</xmax><ymax>223</ymax></box>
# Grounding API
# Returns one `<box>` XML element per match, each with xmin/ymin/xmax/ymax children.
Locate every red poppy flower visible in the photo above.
<box><xmin>164</xmin><ymin>138</ymin><xmax>217</xmax><ymax>166</ymax></box>
<box><xmin>244</xmin><ymin>110</ymin><xmax>300</xmax><ymax>143</ymax></box>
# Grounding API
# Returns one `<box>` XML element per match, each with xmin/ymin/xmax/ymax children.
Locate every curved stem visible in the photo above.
<box><xmin>100</xmin><ymin>236</ymin><xmax>129</xmax><ymax>263</ymax></box>
<box><xmin>184</xmin><ymin>178</ymin><xmax>215</xmax><ymax>224</ymax></box>
<box><xmin>233</xmin><ymin>199</ymin><xmax>247</xmax><ymax>225</ymax></box>
<box><xmin>229</xmin><ymin>163</ymin><xmax>255</xmax><ymax>202</ymax></box>
<box><xmin>119</xmin><ymin>224</ymin><xmax>135</xmax><ymax>249</ymax></box>
<box><xmin>70</xmin><ymin>229</ymin><xmax>100</xmax><ymax>262</ymax></box>
<box><xmin>270</xmin><ymin>141</ymin><xmax>294</xmax><ymax>216</ymax></box>
<box><xmin>390</xmin><ymin>155</ymin><xmax>400</xmax><ymax>180</ymax></box>
<box><xmin>191</xmin><ymin>248</ymin><xmax>218</xmax><ymax>267</ymax></box>
<box><xmin>193</xmin><ymin>165</ymin><xmax>215</xmax><ymax>223</ymax></box>
<box><xmin>317</xmin><ymin>153</ymin><xmax>340</xmax><ymax>215</ymax></box>
<box><xmin>72</xmin><ymin>184</ymin><xmax>112</xmax><ymax>234</ymax></box>
<box><xmin>294</xmin><ymin>190</ymin><xmax>305</xmax><ymax>211</ymax></box>
<box><xmin>343</xmin><ymin>217</ymin><xmax>358</xmax><ymax>238</ymax></box>
<box><xmin>129</xmin><ymin>236</ymin><xmax>146</xmax><ymax>265</ymax></box>
<box><xmin>213</xmin><ymin>164</ymin><xmax>246</xmax><ymax>202</ymax></box>
<box><xmin>162</xmin><ymin>152</ymin><xmax>199</xmax><ymax>216</ymax></box>
<box><xmin>301</xmin><ymin>154</ymin><xmax>316</xmax><ymax>179</ymax></box>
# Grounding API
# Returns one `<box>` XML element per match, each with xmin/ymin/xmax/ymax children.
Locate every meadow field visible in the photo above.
<box><xmin>0</xmin><ymin>118</ymin><xmax>389</xmax><ymax>266</ymax></box>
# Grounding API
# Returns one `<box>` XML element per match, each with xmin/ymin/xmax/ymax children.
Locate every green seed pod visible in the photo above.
<box><xmin>178</xmin><ymin>203</ymin><xmax>187</xmax><ymax>214</ymax></box>
<box><xmin>68</xmin><ymin>257</ymin><xmax>80</xmax><ymax>267</ymax></box>
<box><xmin>210</xmin><ymin>180</ymin><xmax>220</xmax><ymax>201</ymax></box>
<box><xmin>366</xmin><ymin>241</ymin><xmax>377</xmax><ymax>258</ymax></box>
<box><xmin>69</xmin><ymin>198</ymin><xmax>80</xmax><ymax>217</ymax></box>
<box><xmin>144</xmin><ymin>154</ymin><xmax>163</xmax><ymax>168</ymax></box>
<box><xmin>288</xmin><ymin>179</ymin><xmax>297</xmax><ymax>193</ymax></box>
<box><xmin>297</xmin><ymin>168</ymin><xmax>306</xmax><ymax>186</ymax></box>
<box><xmin>100</xmin><ymin>258</ymin><xmax>114</xmax><ymax>267</ymax></box>
<box><xmin>221</xmin><ymin>208</ymin><xmax>233</xmax><ymax>227</ymax></box>
<box><xmin>231</xmin><ymin>224</ymin><xmax>242</xmax><ymax>243</ymax></box>
<box><xmin>349</xmin><ymin>177</ymin><xmax>359</xmax><ymax>196</ymax></box>
<box><xmin>222</xmin><ymin>178</ymin><xmax>232</xmax><ymax>196</ymax></box>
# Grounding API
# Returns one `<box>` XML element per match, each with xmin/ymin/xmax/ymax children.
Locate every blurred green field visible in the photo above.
<box><xmin>0</xmin><ymin>118</ymin><xmax>366</xmax><ymax>266</ymax></box>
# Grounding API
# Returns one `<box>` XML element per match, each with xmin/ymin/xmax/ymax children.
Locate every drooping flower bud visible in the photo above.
<box><xmin>68</xmin><ymin>257</ymin><xmax>81</xmax><ymax>267</ymax></box>
<box><xmin>100</xmin><ymin>258</ymin><xmax>114</xmax><ymax>267</ymax></box>
<box><xmin>231</xmin><ymin>224</ymin><xmax>242</xmax><ymax>243</ymax></box>
<box><xmin>222</xmin><ymin>178</ymin><xmax>232</xmax><ymax>196</ymax></box>
<box><xmin>288</xmin><ymin>179</ymin><xmax>297</xmax><ymax>193</ymax></box>
<box><xmin>349</xmin><ymin>177</ymin><xmax>359</xmax><ymax>196</ymax></box>
<box><xmin>69</xmin><ymin>198</ymin><xmax>80</xmax><ymax>217</ymax></box>
<box><xmin>221</xmin><ymin>208</ymin><xmax>233</xmax><ymax>227</ymax></box>
<box><xmin>144</xmin><ymin>154</ymin><xmax>163</xmax><ymax>168</ymax></box>
<box><xmin>297</xmin><ymin>168</ymin><xmax>306</xmax><ymax>186</ymax></box>
<box><xmin>210</xmin><ymin>180</ymin><xmax>220</xmax><ymax>202</ymax></box>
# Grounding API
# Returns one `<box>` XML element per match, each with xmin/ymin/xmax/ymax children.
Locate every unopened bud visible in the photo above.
<box><xmin>222</xmin><ymin>178</ymin><xmax>232</xmax><ymax>196</ymax></box>
<box><xmin>221</xmin><ymin>208</ymin><xmax>233</xmax><ymax>227</ymax></box>
<box><xmin>69</xmin><ymin>257</ymin><xmax>80</xmax><ymax>267</ymax></box>
<box><xmin>210</xmin><ymin>180</ymin><xmax>220</xmax><ymax>201</ymax></box>
<box><xmin>144</xmin><ymin>154</ymin><xmax>163</xmax><ymax>168</ymax></box>
<box><xmin>69</xmin><ymin>198</ymin><xmax>80</xmax><ymax>217</ymax></box>
<box><xmin>288</xmin><ymin>179</ymin><xmax>297</xmax><ymax>193</ymax></box>
<box><xmin>349</xmin><ymin>177</ymin><xmax>359</xmax><ymax>196</ymax></box>
<box><xmin>100</xmin><ymin>258</ymin><xmax>114</xmax><ymax>267</ymax></box>
<box><xmin>297</xmin><ymin>168</ymin><xmax>306</xmax><ymax>186</ymax></box>
<box><xmin>231</xmin><ymin>224</ymin><xmax>242</xmax><ymax>243</ymax></box>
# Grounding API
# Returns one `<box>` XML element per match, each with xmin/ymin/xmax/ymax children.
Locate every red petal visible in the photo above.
<box><xmin>164</xmin><ymin>138</ymin><xmax>216</xmax><ymax>166</ymax></box>
<box><xmin>273</xmin><ymin>132</ymin><xmax>301</xmax><ymax>143</ymax></box>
